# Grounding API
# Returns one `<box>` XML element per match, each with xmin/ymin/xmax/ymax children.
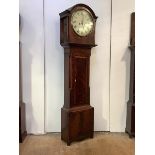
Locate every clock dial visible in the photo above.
<box><xmin>71</xmin><ymin>10</ymin><xmax>94</xmax><ymax>36</ymax></box>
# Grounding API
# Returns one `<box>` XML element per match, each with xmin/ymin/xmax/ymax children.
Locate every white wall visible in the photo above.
<box><xmin>19</xmin><ymin>0</ymin><xmax>45</xmax><ymax>134</ymax></box>
<box><xmin>44</xmin><ymin>0</ymin><xmax>111</xmax><ymax>132</ymax></box>
<box><xmin>110</xmin><ymin>0</ymin><xmax>135</xmax><ymax>132</ymax></box>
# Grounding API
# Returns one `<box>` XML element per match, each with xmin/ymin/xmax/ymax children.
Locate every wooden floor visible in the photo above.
<box><xmin>20</xmin><ymin>132</ymin><xmax>134</xmax><ymax>155</ymax></box>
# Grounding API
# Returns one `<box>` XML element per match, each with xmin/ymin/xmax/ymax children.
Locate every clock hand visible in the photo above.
<box><xmin>80</xmin><ymin>18</ymin><xmax>83</xmax><ymax>25</ymax></box>
<box><xmin>82</xmin><ymin>13</ymin><xmax>84</xmax><ymax>25</ymax></box>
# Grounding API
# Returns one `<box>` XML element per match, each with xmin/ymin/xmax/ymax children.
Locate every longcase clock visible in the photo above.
<box><xmin>125</xmin><ymin>12</ymin><xmax>135</xmax><ymax>138</ymax></box>
<box><xmin>59</xmin><ymin>4</ymin><xmax>98</xmax><ymax>145</ymax></box>
<box><xmin>19</xmin><ymin>15</ymin><xmax>27</xmax><ymax>143</ymax></box>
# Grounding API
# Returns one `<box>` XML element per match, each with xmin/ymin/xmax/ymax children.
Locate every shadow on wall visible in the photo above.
<box><xmin>92</xmin><ymin>85</ymin><xmax>108</xmax><ymax>131</ymax></box>
<box><xmin>121</xmin><ymin>47</ymin><xmax>131</xmax><ymax>130</ymax></box>
<box><xmin>90</xmin><ymin>48</ymin><xmax>108</xmax><ymax>131</ymax></box>
<box><xmin>20</xmin><ymin>15</ymin><xmax>39</xmax><ymax>133</ymax></box>
<box><xmin>53</xmin><ymin>18</ymin><xmax>64</xmax><ymax>117</ymax></box>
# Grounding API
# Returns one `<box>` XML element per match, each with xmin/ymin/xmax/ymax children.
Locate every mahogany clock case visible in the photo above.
<box><xmin>19</xmin><ymin>42</ymin><xmax>27</xmax><ymax>143</ymax></box>
<box><xmin>61</xmin><ymin>47</ymin><xmax>94</xmax><ymax>145</ymax></box>
<box><xmin>125</xmin><ymin>12</ymin><xmax>135</xmax><ymax>138</ymax></box>
<box><xmin>130</xmin><ymin>13</ymin><xmax>135</xmax><ymax>46</ymax></box>
<box><xmin>125</xmin><ymin>45</ymin><xmax>135</xmax><ymax>138</ymax></box>
<box><xmin>60</xmin><ymin>4</ymin><xmax>97</xmax><ymax>145</ymax></box>
<box><xmin>19</xmin><ymin>15</ymin><xmax>27</xmax><ymax>143</ymax></box>
<box><xmin>60</xmin><ymin>3</ymin><xmax>98</xmax><ymax>47</ymax></box>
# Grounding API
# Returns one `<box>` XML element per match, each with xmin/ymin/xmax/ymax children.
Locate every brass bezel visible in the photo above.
<box><xmin>71</xmin><ymin>8</ymin><xmax>95</xmax><ymax>37</ymax></box>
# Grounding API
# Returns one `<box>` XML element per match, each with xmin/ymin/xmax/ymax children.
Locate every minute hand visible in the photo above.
<box><xmin>82</xmin><ymin>14</ymin><xmax>84</xmax><ymax>27</ymax></box>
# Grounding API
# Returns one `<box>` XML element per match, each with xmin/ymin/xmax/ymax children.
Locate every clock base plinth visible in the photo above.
<box><xmin>19</xmin><ymin>131</ymin><xmax>27</xmax><ymax>143</ymax></box>
<box><xmin>61</xmin><ymin>105</ymin><xmax>94</xmax><ymax>145</ymax></box>
<box><xmin>19</xmin><ymin>102</ymin><xmax>27</xmax><ymax>143</ymax></box>
<box><xmin>125</xmin><ymin>101</ymin><xmax>135</xmax><ymax>138</ymax></box>
<box><xmin>125</xmin><ymin>130</ymin><xmax>135</xmax><ymax>138</ymax></box>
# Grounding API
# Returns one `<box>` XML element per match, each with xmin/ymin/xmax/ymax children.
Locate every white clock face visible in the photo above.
<box><xmin>71</xmin><ymin>10</ymin><xmax>94</xmax><ymax>36</ymax></box>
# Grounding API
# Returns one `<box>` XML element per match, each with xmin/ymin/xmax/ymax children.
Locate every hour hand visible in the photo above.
<box><xmin>82</xmin><ymin>14</ymin><xmax>84</xmax><ymax>25</ymax></box>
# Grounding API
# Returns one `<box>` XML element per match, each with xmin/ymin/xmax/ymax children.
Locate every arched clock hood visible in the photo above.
<box><xmin>59</xmin><ymin>3</ymin><xmax>98</xmax><ymax>47</ymax></box>
<box><xmin>59</xmin><ymin>3</ymin><xmax>98</xmax><ymax>20</ymax></box>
